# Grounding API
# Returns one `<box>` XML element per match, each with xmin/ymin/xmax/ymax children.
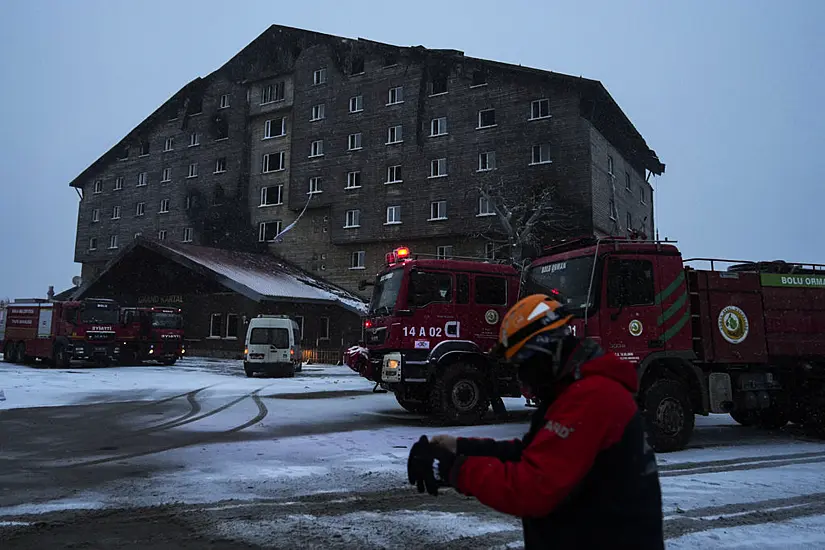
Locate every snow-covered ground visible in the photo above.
<box><xmin>2</xmin><ymin>356</ymin><xmax>825</xmax><ymax>549</ymax></box>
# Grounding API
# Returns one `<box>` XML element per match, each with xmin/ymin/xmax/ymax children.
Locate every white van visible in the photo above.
<box><xmin>243</xmin><ymin>315</ymin><xmax>303</xmax><ymax>378</ymax></box>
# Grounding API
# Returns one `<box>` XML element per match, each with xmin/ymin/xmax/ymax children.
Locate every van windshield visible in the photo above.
<box><xmin>368</xmin><ymin>268</ymin><xmax>403</xmax><ymax>316</ymax></box>
<box><xmin>249</xmin><ymin>327</ymin><xmax>290</xmax><ymax>348</ymax></box>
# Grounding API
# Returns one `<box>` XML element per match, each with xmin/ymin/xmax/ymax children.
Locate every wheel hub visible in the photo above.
<box><xmin>452</xmin><ymin>380</ymin><xmax>479</xmax><ymax>412</ymax></box>
<box><xmin>656</xmin><ymin>397</ymin><xmax>684</xmax><ymax>436</ymax></box>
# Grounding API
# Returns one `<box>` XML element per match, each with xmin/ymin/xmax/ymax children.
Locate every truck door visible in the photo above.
<box><xmin>471</xmin><ymin>274</ymin><xmax>510</xmax><ymax>352</ymax></box>
<box><xmin>601</xmin><ymin>256</ymin><xmax>663</xmax><ymax>364</ymax></box>
<box><xmin>405</xmin><ymin>269</ymin><xmax>455</xmax><ymax>351</ymax></box>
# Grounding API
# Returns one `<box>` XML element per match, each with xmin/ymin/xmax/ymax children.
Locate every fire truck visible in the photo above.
<box><xmin>524</xmin><ymin>236</ymin><xmax>825</xmax><ymax>451</ymax></box>
<box><xmin>119</xmin><ymin>307</ymin><xmax>185</xmax><ymax>365</ymax></box>
<box><xmin>1</xmin><ymin>298</ymin><xmax>122</xmax><ymax>367</ymax></box>
<box><xmin>346</xmin><ymin>247</ymin><xmax>524</xmax><ymax>424</ymax></box>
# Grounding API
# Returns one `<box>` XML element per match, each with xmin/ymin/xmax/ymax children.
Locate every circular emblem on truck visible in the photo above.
<box><xmin>484</xmin><ymin>309</ymin><xmax>500</xmax><ymax>325</ymax></box>
<box><xmin>628</xmin><ymin>319</ymin><xmax>644</xmax><ymax>337</ymax></box>
<box><xmin>718</xmin><ymin>306</ymin><xmax>749</xmax><ymax>344</ymax></box>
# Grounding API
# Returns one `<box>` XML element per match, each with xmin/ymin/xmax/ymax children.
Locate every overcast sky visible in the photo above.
<box><xmin>1</xmin><ymin>0</ymin><xmax>823</xmax><ymax>299</ymax></box>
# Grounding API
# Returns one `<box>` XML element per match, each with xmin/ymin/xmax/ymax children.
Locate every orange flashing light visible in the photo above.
<box><xmin>395</xmin><ymin>247</ymin><xmax>410</xmax><ymax>259</ymax></box>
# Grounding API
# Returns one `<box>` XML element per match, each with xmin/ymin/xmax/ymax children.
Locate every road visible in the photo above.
<box><xmin>1</xmin><ymin>358</ymin><xmax>825</xmax><ymax>549</ymax></box>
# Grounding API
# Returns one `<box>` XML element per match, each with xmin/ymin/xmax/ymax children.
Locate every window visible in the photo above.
<box><xmin>478</xmin><ymin>109</ymin><xmax>496</xmax><ymax>128</ymax></box>
<box><xmin>215</xmin><ymin>157</ymin><xmax>227</xmax><ymax>173</ymax></box>
<box><xmin>609</xmin><ymin>197</ymin><xmax>618</xmax><ymax>220</ymax></box>
<box><xmin>219</xmin><ymin>94</ymin><xmax>230</xmax><ymax>109</ymax></box>
<box><xmin>457</xmin><ymin>274</ymin><xmax>470</xmax><ymax>304</ymax></box>
<box><xmin>188</xmin><ymin>163</ymin><xmax>198</xmax><ymax>178</ymax></box>
<box><xmin>225</xmin><ymin>314</ymin><xmax>239</xmax><ymax>339</ymax></box>
<box><xmin>308</xmin><ymin>177</ymin><xmax>322</xmax><ymax>194</ymax></box>
<box><xmin>264</xmin><ymin>117</ymin><xmax>286</xmax><ymax>138</ymax></box>
<box><xmin>136</xmin><ymin>202</ymin><xmax>145</xmax><ymax>217</ymax></box>
<box><xmin>140</xmin><ymin>141</ymin><xmax>150</xmax><ymax>156</ymax></box>
<box><xmin>350</xmin><ymin>250</ymin><xmax>365</xmax><ymax>270</ymax></box>
<box><xmin>313</xmin><ymin>68</ymin><xmax>327</xmax><ymax>85</ymax></box>
<box><xmin>112</xmin><ymin>205</ymin><xmax>121</xmax><ymax>219</ymax></box>
<box><xmin>349</xmin><ymin>95</ymin><xmax>363</xmax><ymax>113</ymax></box>
<box><xmin>88</xmin><ymin>237</ymin><xmax>97</xmax><ymax>251</ymax></box>
<box><xmin>408</xmin><ymin>270</ymin><xmax>452</xmax><ymax>307</ymax></box>
<box><xmin>261</xmin><ymin>82</ymin><xmax>284</xmax><ymax>104</ymax></box>
<box><xmin>351</xmin><ymin>56</ymin><xmax>365</xmax><ymax>75</ymax></box>
<box><xmin>258</xmin><ymin>220</ymin><xmax>283</xmax><ymax>242</ymax></box>
<box><xmin>319</xmin><ymin>317</ymin><xmax>330</xmax><ymax>340</ymax></box>
<box><xmin>387</xmin><ymin>125</ymin><xmax>403</xmax><ymax>144</ymax></box>
<box><xmin>93</xmin><ymin>180</ymin><xmax>103</xmax><ymax>194</ymax></box>
<box><xmin>346</xmin><ymin>171</ymin><xmax>361</xmax><ymax>189</ymax></box>
<box><xmin>478</xmin><ymin>196</ymin><xmax>495</xmax><ymax>216</ymax></box>
<box><xmin>209</xmin><ymin>313</ymin><xmax>223</xmax><ymax>338</ymax></box>
<box><xmin>114</xmin><ymin>176</ymin><xmax>124</xmax><ymax>190</ymax></box>
<box><xmin>475</xmin><ymin>276</ymin><xmax>507</xmax><ymax>305</ymax></box>
<box><xmin>626</xmin><ymin>212</ymin><xmax>634</xmax><ymax>231</ymax></box>
<box><xmin>183</xmin><ymin>227</ymin><xmax>193</xmax><ymax>242</ymax></box>
<box><xmin>530</xmin><ymin>99</ymin><xmax>551</xmax><ymax>120</ymax></box>
<box><xmin>436</xmin><ymin>246</ymin><xmax>453</xmax><ymax>259</ymax></box>
<box><xmin>309</xmin><ymin>140</ymin><xmax>324</xmax><ymax>157</ymax></box>
<box><xmin>471</xmin><ymin>70</ymin><xmax>487</xmax><ymax>87</ymax></box>
<box><xmin>386</xmin><ymin>165</ymin><xmax>402</xmax><ymax>183</ymax></box>
<box><xmin>640</xmin><ymin>185</ymin><xmax>647</xmax><ymax>205</ymax></box>
<box><xmin>386</xmin><ymin>205</ymin><xmax>401</xmax><ymax>224</ymax></box>
<box><xmin>607</xmin><ymin>155</ymin><xmax>614</xmax><ymax>176</ymax></box>
<box><xmin>189</xmin><ymin>133</ymin><xmax>200</xmax><ymax>147</ymax></box>
<box><xmin>161</xmin><ymin>168</ymin><xmax>171</xmax><ymax>182</ymax></box>
<box><xmin>260</xmin><ymin>185</ymin><xmax>283</xmax><ymax>206</ymax></box>
<box><xmin>159</xmin><ymin>199</ymin><xmax>170</xmax><ymax>213</ymax></box>
<box><xmin>109</xmin><ymin>235</ymin><xmax>119</xmax><ymax>249</ymax></box>
<box><xmin>429</xmin><ymin>200</ymin><xmax>447</xmax><ymax>220</ymax></box>
<box><xmin>478</xmin><ymin>151</ymin><xmax>496</xmax><ymax>171</ymax></box>
<box><xmin>137</xmin><ymin>172</ymin><xmax>148</xmax><ymax>186</ymax></box>
<box><xmin>185</xmin><ymin>195</ymin><xmax>193</xmax><ymax>210</ymax></box>
<box><xmin>607</xmin><ymin>259</ymin><xmax>655</xmax><ymax>308</ymax></box>
<box><xmin>531</xmin><ymin>144</ymin><xmax>551</xmax><ymax>165</ymax></box>
<box><xmin>164</xmin><ymin>137</ymin><xmax>174</xmax><ymax>151</ymax></box>
<box><xmin>117</xmin><ymin>146</ymin><xmax>129</xmax><ymax>160</ymax></box>
<box><xmin>262</xmin><ymin>152</ymin><xmax>285</xmax><ymax>172</ymax></box>
<box><xmin>431</xmin><ymin>74</ymin><xmax>448</xmax><ymax>95</ymax></box>
<box><xmin>158</xmin><ymin>230</ymin><xmax>167</xmax><ymax>241</ymax></box>
<box><xmin>310</xmin><ymin>104</ymin><xmax>325</xmax><ymax>121</ymax></box>
<box><xmin>388</xmin><ymin>86</ymin><xmax>404</xmax><ymax>105</ymax></box>
<box><xmin>485</xmin><ymin>242</ymin><xmax>497</xmax><ymax>260</ymax></box>
<box><xmin>91</xmin><ymin>208</ymin><xmax>100</xmax><ymax>223</ymax></box>
<box><xmin>430</xmin><ymin>158</ymin><xmax>448</xmax><ymax>178</ymax></box>
<box><xmin>345</xmin><ymin>209</ymin><xmax>360</xmax><ymax>228</ymax></box>
<box><xmin>430</xmin><ymin>117</ymin><xmax>447</xmax><ymax>136</ymax></box>
<box><xmin>348</xmin><ymin>133</ymin><xmax>363</xmax><ymax>150</ymax></box>
<box><xmin>625</xmin><ymin>171</ymin><xmax>631</xmax><ymax>191</ymax></box>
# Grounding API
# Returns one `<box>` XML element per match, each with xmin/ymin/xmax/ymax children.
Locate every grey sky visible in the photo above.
<box><xmin>1</xmin><ymin>0</ymin><xmax>823</xmax><ymax>299</ymax></box>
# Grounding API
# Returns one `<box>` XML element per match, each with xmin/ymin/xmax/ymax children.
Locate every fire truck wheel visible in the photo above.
<box><xmin>430</xmin><ymin>363</ymin><xmax>490</xmax><ymax>425</ymax></box>
<box><xmin>729</xmin><ymin>409</ymin><xmax>758</xmax><ymax>426</ymax></box>
<box><xmin>642</xmin><ymin>378</ymin><xmax>694</xmax><ymax>453</ymax></box>
<box><xmin>757</xmin><ymin>407</ymin><xmax>788</xmax><ymax>430</ymax></box>
<box><xmin>803</xmin><ymin>388</ymin><xmax>825</xmax><ymax>438</ymax></box>
<box><xmin>162</xmin><ymin>358</ymin><xmax>177</xmax><ymax>366</ymax></box>
<box><xmin>395</xmin><ymin>393</ymin><xmax>431</xmax><ymax>414</ymax></box>
<box><xmin>11</xmin><ymin>342</ymin><xmax>24</xmax><ymax>364</ymax></box>
<box><xmin>53</xmin><ymin>344</ymin><xmax>70</xmax><ymax>369</ymax></box>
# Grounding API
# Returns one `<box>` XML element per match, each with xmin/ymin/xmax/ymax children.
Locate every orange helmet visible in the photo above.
<box><xmin>498</xmin><ymin>294</ymin><xmax>574</xmax><ymax>365</ymax></box>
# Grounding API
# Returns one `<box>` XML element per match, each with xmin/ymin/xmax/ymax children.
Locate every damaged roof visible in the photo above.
<box><xmin>73</xmin><ymin>238</ymin><xmax>368</xmax><ymax>315</ymax></box>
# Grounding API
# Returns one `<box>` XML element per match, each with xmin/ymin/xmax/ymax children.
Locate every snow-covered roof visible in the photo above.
<box><xmin>75</xmin><ymin>239</ymin><xmax>368</xmax><ymax>315</ymax></box>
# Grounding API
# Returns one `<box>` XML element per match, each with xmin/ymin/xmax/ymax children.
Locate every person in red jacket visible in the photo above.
<box><xmin>408</xmin><ymin>293</ymin><xmax>664</xmax><ymax>549</ymax></box>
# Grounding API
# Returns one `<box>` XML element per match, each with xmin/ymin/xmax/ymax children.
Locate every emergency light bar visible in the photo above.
<box><xmin>385</xmin><ymin>246</ymin><xmax>412</xmax><ymax>265</ymax></box>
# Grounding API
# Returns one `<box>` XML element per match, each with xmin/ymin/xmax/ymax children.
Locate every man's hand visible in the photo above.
<box><xmin>407</xmin><ymin>435</ymin><xmax>457</xmax><ymax>496</ymax></box>
<box><xmin>430</xmin><ymin>434</ymin><xmax>457</xmax><ymax>454</ymax></box>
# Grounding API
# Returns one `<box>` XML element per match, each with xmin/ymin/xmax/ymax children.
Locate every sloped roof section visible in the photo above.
<box><xmin>74</xmin><ymin>239</ymin><xmax>368</xmax><ymax>315</ymax></box>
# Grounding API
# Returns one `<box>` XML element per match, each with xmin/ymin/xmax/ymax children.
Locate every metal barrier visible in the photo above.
<box><xmin>302</xmin><ymin>348</ymin><xmax>343</xmax><ymax>365</ymax></box>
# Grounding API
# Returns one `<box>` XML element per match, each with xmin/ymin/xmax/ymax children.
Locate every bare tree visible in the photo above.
<box><xmin>471</xmin><ymin>176</ymin><xmax>576</xmax><ymax>266</ymax></box>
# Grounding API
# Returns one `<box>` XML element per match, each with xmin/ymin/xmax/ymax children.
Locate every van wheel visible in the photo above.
<box><xmin>642</xmin><ymin>378</ymin><xmax>695</xmax><ymax>452</ymax></box>
<box><xmin>244</xmin><ymin>365</ymin><xmax>254</xmax><ymax>378</ymax></box>
<box><xmin>430</xmin><ymin>363</ymin><xmax>490</xmax><ymax>425</ymax></box>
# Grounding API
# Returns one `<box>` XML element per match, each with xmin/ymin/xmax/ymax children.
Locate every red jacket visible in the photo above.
<box><xmin>452</xmin><ymin>350</ymin><xmax>663</xmax><ymax>549</ymax></box>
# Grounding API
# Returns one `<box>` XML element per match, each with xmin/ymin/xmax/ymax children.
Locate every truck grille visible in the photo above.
<box><xmin>87</xmin><ymin>331</ymin><xmax>115</xmax><ymax>342</ymax></box>
<box><xmin>366</xmin><ymin>327</ymin><xmax>386</xmax><ymax>346</ymax></box>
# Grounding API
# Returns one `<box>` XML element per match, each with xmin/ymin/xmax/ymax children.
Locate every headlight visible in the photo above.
<box><xmin>382</xmin><ymin>353</ymin><xmax>402</xmax><ymax>382</ymax></box>
<box><xmin>387</xmin><ymin>359</ymin><xmax>400</xmax><ymax>370</ymax></box>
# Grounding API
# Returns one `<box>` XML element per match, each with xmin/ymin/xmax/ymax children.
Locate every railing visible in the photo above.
<box><xmin>683</xmin><ymin>257</ymin><xmax>825</xmax><ymax>273</ymax></box>
<box><xmin>302</xmin><ymin>348</ymin><xmax>343</xmax><ymax>365</ymax></box>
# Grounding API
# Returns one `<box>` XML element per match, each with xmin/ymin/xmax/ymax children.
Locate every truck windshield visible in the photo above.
<box><xmin>80</xmin><ymin>303</ymin><xmax>120</xmax><ymax>324</ymax></box>
<box><xmin>524</xmin><ymin>255</ymin><xmax>597</xmax><ymax>312</ymax></box>
<box><xmin>152</xmin><ymin>313</ymin><xmax>183</xmax><ymax>330</ymax></box>
<box><xmin>368</xmin><ymin>268</ymin><xmax>403</xmax><ymax>316</ymax></box>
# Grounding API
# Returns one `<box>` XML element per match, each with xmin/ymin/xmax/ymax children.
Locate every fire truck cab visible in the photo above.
<box><xmin>349</xmin><ymin>247</ymin><xmax>522</xmax><ymax>423</ymax></box>
<box><xmin>120</xmin><ymin>307</ymin><xmax>185</xmax><ymax>365</ymax></box>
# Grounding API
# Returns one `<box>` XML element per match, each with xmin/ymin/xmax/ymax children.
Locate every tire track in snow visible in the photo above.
<box><xmin>60</xmin><ymin>390</ymin><xmax>270</xmax><ymax>468</ymax></box>
<box><xmin>129</xmin><ymin>387</ymin><xmax>207</xmax><ymax>435</ymax></box>
<box><xmin>659</xmin><ymin>450</ymin><xmax>825</xmax><ymax>477</ymax></box>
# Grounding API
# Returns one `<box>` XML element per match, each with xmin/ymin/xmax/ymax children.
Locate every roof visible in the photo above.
<box><xmin>73</xmin><ymin>238</ymin><xmax>368</xmax><ymax>315</ymax></box>
<box><xmin>69</xmin><ymin>25</ymin><xmax>663</xmax><ymax>190</ymax></box>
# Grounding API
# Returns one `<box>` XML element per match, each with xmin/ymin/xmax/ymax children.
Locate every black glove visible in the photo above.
<box><xmin>407</xmin><ymin>435</ymin><xmax>457</xmax><ymax>496</ymax></box>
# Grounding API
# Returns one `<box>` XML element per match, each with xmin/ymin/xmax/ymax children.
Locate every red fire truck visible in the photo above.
<box><xmin>119</xmin><ymin>307</ymin><xmax>185</xmax><ymax>365</ymax></box>
<box><xmin>346</xmin><ymin>247</ymin><xmax>523</xmax><ymax>424</ymax></box>
<box><xmin>524</xmin><ymin>236</ymin><xmax>825</xmax><ymax>451</ymax></box>
<box><xmin>1</xmin><ymin>298</ymin><xmax>122</xmax><ymax>367</ymax></box>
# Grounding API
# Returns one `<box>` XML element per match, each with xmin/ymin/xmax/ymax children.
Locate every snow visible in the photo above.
<box><xmin>667</xmin><ymin>514</ymin><xmax>825</xmax><ymax>549</ymax></box>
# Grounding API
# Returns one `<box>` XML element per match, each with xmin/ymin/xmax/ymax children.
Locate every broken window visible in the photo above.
<box><xmin>140</xmin><ymin>141</ymin><xmax>150</xmax><ymax>156</ymax></box>
<box><xmin>431</xmin><ymin>74</ymin><xmax>448</xmax><ymax>95</ymax></box>
<box><xmin>472</xmin><ymin>70</ymin><xmax>487</xmax><ymax>87</ymax></box>
<box><xmin>351</xmin><ymin>56</ymin><xmax>365</xmax><ymax>75</ymax></box>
